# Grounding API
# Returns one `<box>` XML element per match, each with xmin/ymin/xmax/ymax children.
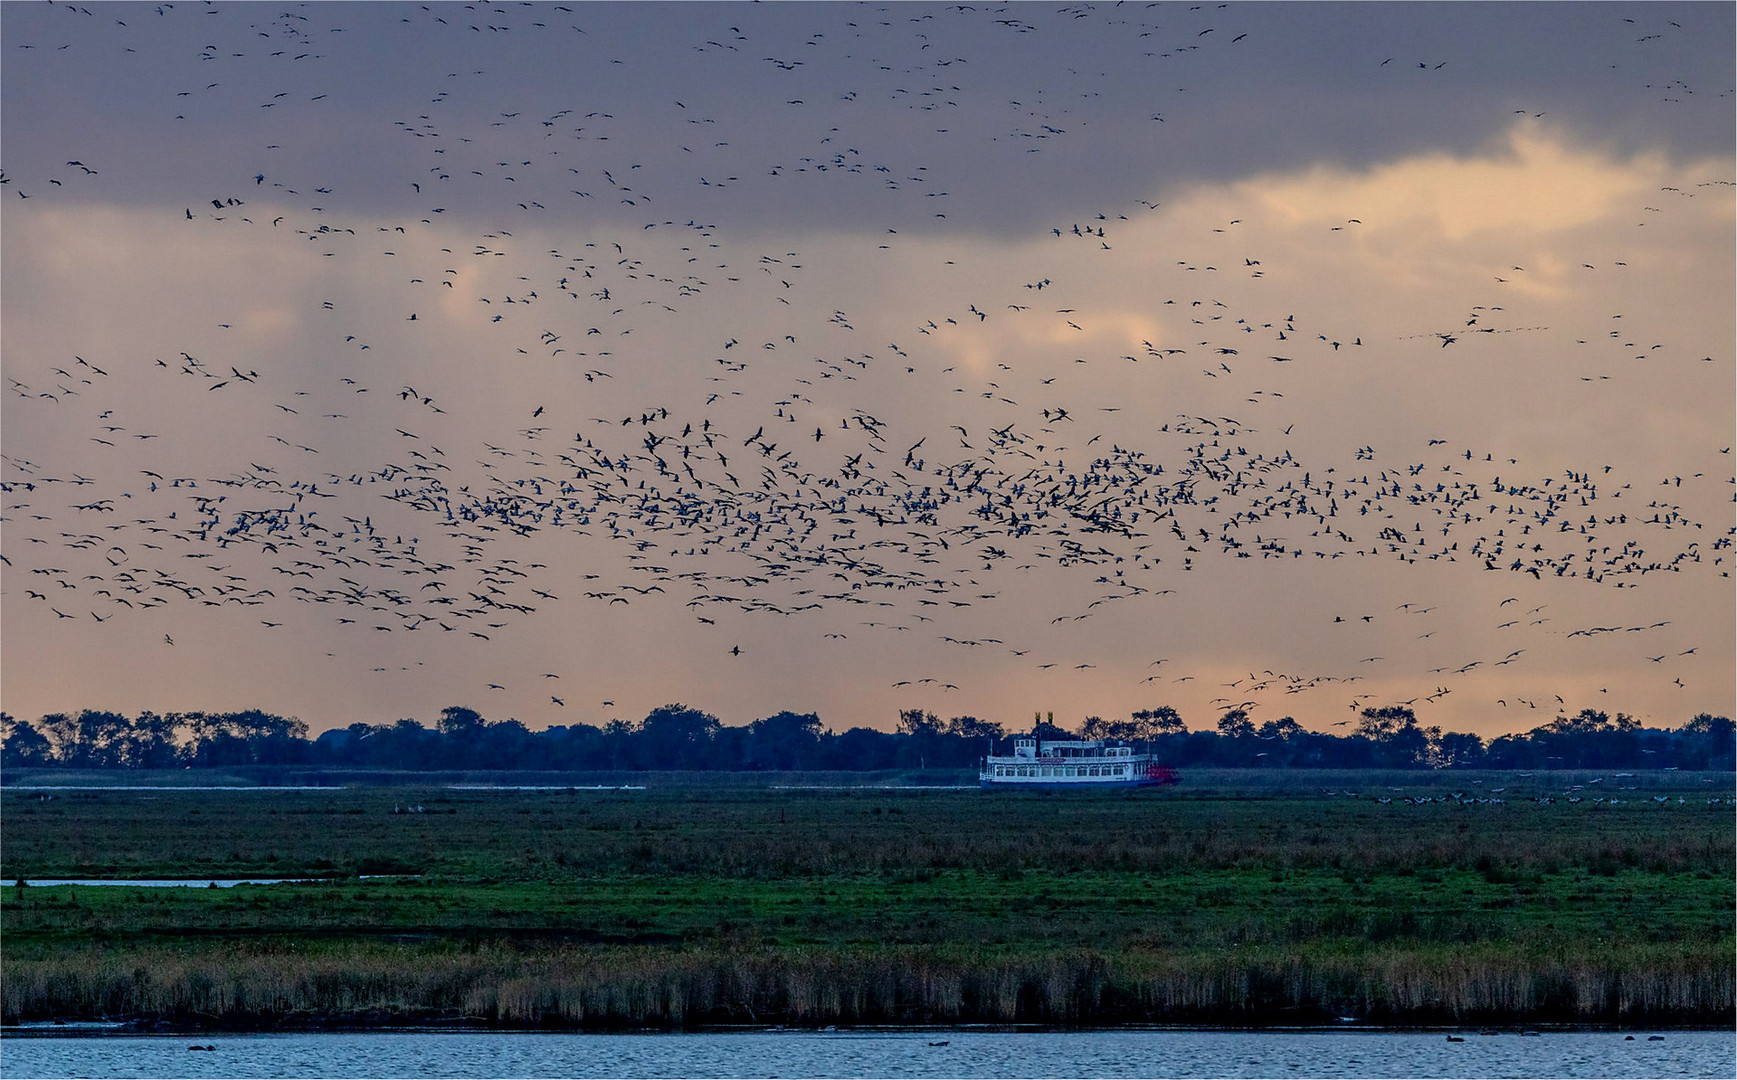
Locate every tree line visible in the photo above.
<box><xmin>2</xmin><ymin>703</ymin><xmax>1730</xmax><ymax>773</ymax></box>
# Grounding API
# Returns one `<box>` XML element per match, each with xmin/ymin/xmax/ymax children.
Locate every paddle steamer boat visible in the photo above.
<box><xmin>979</xmin><ymin>735</ymin><xmax>1178</xmax><ymax>788</ymax></box>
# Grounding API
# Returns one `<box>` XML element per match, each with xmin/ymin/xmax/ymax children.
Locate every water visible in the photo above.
<box><xmin>11</xmin><ymin>878</ymin><xmax>321</xmax><ymax>888</ymax></box>
<box><xmin>7</xmin><ymin>785</ymin><xmax>644</xmax><ymax>792</ymax></box>
<box><xmin>1</xmin><ymin>1029</ymin><xmax>1728</xmax><ymax>1079</ymax></box>
<box><xmin>10</xmin><ymin>876</ymin><xmax>414</xmax><ymax>888</ymax></box>
<box><xmin>5</xmin><ymin>786</ymin><xmax>345</xmax><ymax>791</ymax></box>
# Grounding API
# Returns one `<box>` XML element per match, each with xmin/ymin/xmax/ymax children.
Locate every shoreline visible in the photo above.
<box><xmin>7</xmin><ymin>940</ymin><xmax>1730</xmax><ymax>1033</ymax></box>
<box><xmin>7</xmin><ymin>1020</ymin><xmax>1728</xmax><ymax>1036</ymax></box>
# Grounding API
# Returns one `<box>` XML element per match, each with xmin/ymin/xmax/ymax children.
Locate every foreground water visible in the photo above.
<box><xmin>3</xmin><ymin>1029</ymin><xmax>1729</xmax><ymax>1079</ymax></box>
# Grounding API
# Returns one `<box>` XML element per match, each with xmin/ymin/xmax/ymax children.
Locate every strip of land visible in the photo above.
<box><xmin>3</xmin><ymin>772</ymin><xmax>1731</xmax><ymax>1029</ymax></box>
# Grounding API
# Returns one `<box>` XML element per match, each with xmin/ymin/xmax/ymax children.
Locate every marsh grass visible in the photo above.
<box><xmin>3</xmin><ymin>779</ymin><xmax>1730</xmax><ymax>1028</ymax></box>
<box><xmin>4</xmin><ymin>940</ymin><xmax>1730</xmax><ymax>1027</ymax></box>
<box><xmin>4</xmin><ymin>781</ymin><xmax>1728</xmax><ymax>881</ymax></box>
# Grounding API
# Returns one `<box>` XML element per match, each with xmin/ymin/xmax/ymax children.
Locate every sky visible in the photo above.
<box><xmin>2</xmin><ymin>1</ymin><xmax>1732</xmax><ymax>742</ymax></box>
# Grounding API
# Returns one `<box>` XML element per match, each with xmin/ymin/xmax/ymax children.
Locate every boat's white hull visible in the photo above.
<box><xmin>978</xmin><ymin>774</ymin><xmax>1162</xmax><ymax>789</ymax></box>
<box><xmin>978</xmin><ymin>760</ymin><xmax>1177</xmax><ymax>788</ymax></box>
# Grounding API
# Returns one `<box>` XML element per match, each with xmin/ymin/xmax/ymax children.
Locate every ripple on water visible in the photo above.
<box><xmin>0</xmin><ymin>1029</ymin><xmax>1731</xmax><ymax>1080</ymax></box>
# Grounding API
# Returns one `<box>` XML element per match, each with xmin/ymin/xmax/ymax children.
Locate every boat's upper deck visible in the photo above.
<box><xmin>988</xmin><ymin>736</ymin><xmax>1142</xmax><ymax>763</ymax></box>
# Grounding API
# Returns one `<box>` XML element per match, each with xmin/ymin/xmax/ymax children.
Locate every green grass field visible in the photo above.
<box><xmin>3</xmin><ymin>774</ymin><xmax>1731</xmax><ymax>1028</ymax></box>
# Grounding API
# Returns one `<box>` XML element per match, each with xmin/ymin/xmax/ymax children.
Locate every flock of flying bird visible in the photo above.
<box><xmin>2</xmin><ymin>2</ymin><xmax>1729</xmax><ymax>734</ymax></box>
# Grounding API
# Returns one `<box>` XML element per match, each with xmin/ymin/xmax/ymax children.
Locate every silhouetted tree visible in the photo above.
<box><xmin>896</xmin><ymin>709</ymin><xmax>943</xmax><ymax>737</ymax></box>
<box><xmin>439</xmin><ymin>706</ymin><xmax>485</xmax><ymax>736</ymax></box>
<box><xmin>1530</xmin><ymin>708</ymin><xmax>1642</xmax><ymax>768</ymax></box>
<box><xmin>369</xmin><ymin>719</ymin><xmax>439</xmax><ymax>770</ymax></box>
<box><xmin>34</xmin><ymin>710</ymin><xmax>144</xmax><ymax>768</ymax></box>
<box><xmin>1484</xmin><ymin>732</ymin><xmax>1540</xmax><ymax>769</ymax></box>
<box><xmin>600</xmin><ymin>718</ymin><xmax>634</xmax><ymax>770</ymax></box>
<box><xmin>946</xmin><ymin>715</ymin><xmax>1004</xmax><ymax>741</ymax></box>
<box><xmin>1131</xmin><ymin>706</ymin><xmax>1186</xmax><ymax>737</ymax></box>
<box><xmin>894</xmin><ymin>708</ymin><xmax>945</xmax><ymax>768</ymax></box>
<box><xmin>184</xmin><ymin>710</ymin><xmax>307</xmax><ymax>767</ymax></box>
<box><xmin>311</xmin><ymin>723</ymin><xmax>368</xmax><ymax>764</ymax></box>
<box><xmin>1216</xmin><ymin>709</ymin><xmax>1255</xmax><ymax>739</ymax></box>
<box><xmin>747</xmin><ymin>711</ymin><xmax>823</xmax><ymax>770</ymax></box>
<box><xmin>234</xmin><ymin>710</ymin><xmax>309</xmax><ymax>765</ymax></box>
<box><xmin>1435</xmin><ymin>730</ymin><xmax>1486</xmax><ymax>768</ymax></box>
<box><xmin>639</xmin><ymin>704</ymin><xmax>720</xmax><ymax>769</ymax></box>
<box><xmin>1545</xmin><ymin>708</ymin><xmax>1637</xmax><ymax>734</ymax></box>
<box><xmin>1</xmin><ymin>713</ymin><xmax>53</xmax><ymax>768</ymax></box>
<box><xmin>471</xmin><ymin>719</ymin><xmax>538</xmax><ymax>769</ymax></box>
<box><xmin>1258</xmin><ymin>716</ymin><xmax>1304</xmax><ymax>741</ymax></box>
<box><xmin>542</xmin><ymin>723</ymin><xmax>605</xmax><ymax>770</ymax></box>
<box><xmin>1681</xmin><ymin>713</ymin><xmax>1735</xmax><ymax>770</ymax></box>
<box><xmin>120</xmin><ymin>711</ymin><xmax>185</xmax><ymax>769</ymax></box>
<box><xmin>1352</xmin><ymin>706</ymin><xmax>1433</xmax><ymax>768</ymax></box>
<box><xmin>1355</xmin><ymin>705</ymin><xmax>1417</xmax><ymax>740</ymax></box>
<box><xmin>823</xmin><ymin>726</ymin><xmax>900</xmax><ymax>770</ymax></box>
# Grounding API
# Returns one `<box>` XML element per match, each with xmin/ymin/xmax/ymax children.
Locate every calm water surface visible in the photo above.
<box><xmin>5</xmin><ymin>786</ymin><xmax>345</xmax><ymax>791</ymax></box>
<box><xmin>3</xmin><ymin>1029</ymin><xmax>1729</xmax><ymax>1079</ymax></box>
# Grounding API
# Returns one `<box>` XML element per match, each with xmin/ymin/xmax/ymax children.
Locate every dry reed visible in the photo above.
<box><xmin>5</xmin><ymin>940</ymin><xmax>1730</xmax><ymax>1028</ymax></box>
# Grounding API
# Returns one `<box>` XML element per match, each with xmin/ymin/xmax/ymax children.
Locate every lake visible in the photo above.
<box><xmin>2</xmin><ymin>1028</ymin><xmax>1728</xmax><ymax>1079</ymax></box>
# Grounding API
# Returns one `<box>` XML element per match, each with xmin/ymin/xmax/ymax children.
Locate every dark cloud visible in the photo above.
<box><xmin>2</xmin><ymin>2</ymin><xmax>1730</xmax><ymax>737</ymax></box>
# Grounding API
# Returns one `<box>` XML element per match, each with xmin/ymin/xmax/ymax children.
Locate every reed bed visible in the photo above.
<box><xmin>4</xmin><ymin>940</ymin><xmax>1730</xmax><ymax>1028</ymax></box>
<box><xmin>4</xmin><ymin>781</ymin><xmax>1729</xmax><ymax>1029</ymax></box>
